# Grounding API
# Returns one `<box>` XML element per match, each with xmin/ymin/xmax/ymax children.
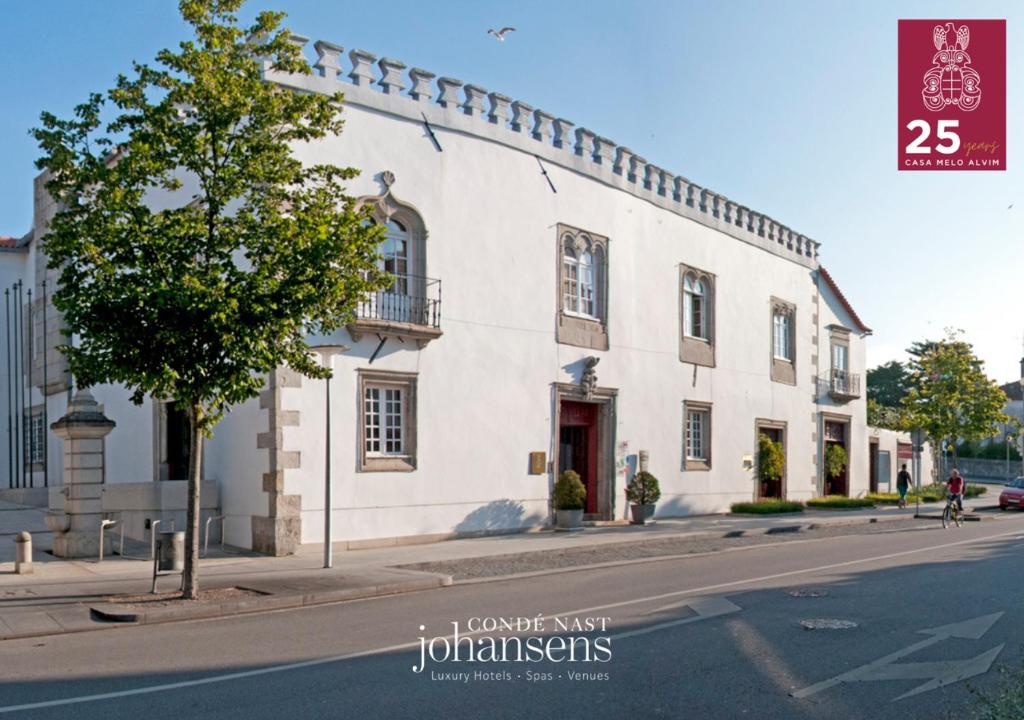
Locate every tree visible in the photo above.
<box><xmin>757</xmin><ymin>434</ymin><xmax>785</xmax><ymax>483</ymax></box>
<box><xmin>33</xmin><ymin>0</ymin><xmax>388</xmax><ymax>598</ymax></box>
<box><xmin>867</xmin><ymin>398</ymin><xmax>907</xmax><ymax>430</ymax></box>
<box><xmin>901</xmin><ymin>331</ymin><xmax>1011</xmax><ymax>467</ymax></box>
<box><xmin>824</xmin><ymin>443</ymin><xmax>848</xmax><ymax>482</ymax></box>
<box><xmin>867</xmin><ymin>360</ymin><xmax>911</xmax><ymax>407</ymax></box>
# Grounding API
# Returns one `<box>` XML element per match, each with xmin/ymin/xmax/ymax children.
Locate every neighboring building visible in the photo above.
<box><xmin>0</xmin><ymin>37</ymin><xmax>873</xmax><ymax>554</ymax></box>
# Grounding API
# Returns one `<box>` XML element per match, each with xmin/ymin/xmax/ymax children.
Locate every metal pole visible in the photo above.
<box><xmin>324</xmin><ymin>370</ymin><xmax>332</xmax><ymax>569</ymax></box>
<box><xmin>14</xmin><ymin>281</ymin><xmax>22</xmax><ymax>489</ymax></box>
<box><xmin>25</xmin><ymin>288</ymin><xmax>32</xmax><ymax>489</ymax></box>
<box><xmin>41</xmin><ymin>280</ymin><xmax>47</xmax><ymax>488</ymax></box>
<box><xmin>4</xmin><ymin>289</ymin><xmax>10</xmax><ymax>489</ymax></box>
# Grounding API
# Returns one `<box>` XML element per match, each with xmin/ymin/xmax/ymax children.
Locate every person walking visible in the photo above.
<box><xmin>896</xmin><ymin>463</ymin><xmax>912</xmax><ymax>508</ymax></box>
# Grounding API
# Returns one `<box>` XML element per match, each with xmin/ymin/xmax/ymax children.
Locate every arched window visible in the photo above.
<box><xmin>563</xmin><ymin>235</ymin><xmax>598</xmax><ymax>320</ymax></box>
<box><xmin>683</xmin><ymin>273</ymin><xmax>709</xmax><ymax>341</ymax></box>
<box><xmin>381</xmin><ymin>219</ymin><xmax>410</xmax><ymax>296</ymax></box>
<box><xmin>557</xmin><ymin>224</ymin><xmax>609</xmax><ymax>351</ymax></box>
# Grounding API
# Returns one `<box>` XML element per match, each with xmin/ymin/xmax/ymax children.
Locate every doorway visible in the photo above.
<box><xmin>755</xmin><ymin>421</ymin><xmax>787</xmax><ymax>500</ymax></box>
<box><xmin>869</xmin><ymin>439</ymin><xmax>879</xmax><ymax>494</ymax></box>
<box><xmin>824</xmin><ymin>420</ymin><xmax>848</xmax><ymax>496</ymax></box>
<box><xmin>559</xmin><ymin>401</ymin><xmax>599</xmax><ymax>515</ymax></box>
<box><xmin>165</xmin><ymin>401</ymin><xmax>192</xmax><ymax>481</ymax></box>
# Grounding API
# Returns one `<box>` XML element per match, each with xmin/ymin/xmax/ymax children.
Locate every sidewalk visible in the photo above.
<box><xmin>0</xmin><ymin>500</ymin><xmax>1009</xmax><ymax>641</ymax></box>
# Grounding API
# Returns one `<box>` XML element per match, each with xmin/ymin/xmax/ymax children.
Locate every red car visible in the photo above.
<box><xmin>999</xmin><ymin>477</ymin><xmax>1024</xmax><ymax>510</ymax></box>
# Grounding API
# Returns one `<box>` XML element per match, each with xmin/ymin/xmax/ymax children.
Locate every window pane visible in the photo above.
<box><xmin>364</xmin><ymin>388</ymin><xmax>380</xmax><ymax>454</ymax></box>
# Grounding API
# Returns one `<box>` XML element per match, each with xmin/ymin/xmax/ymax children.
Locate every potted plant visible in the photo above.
<box><xmin>626</xmin><ymin>471</ymin><xmax>661</xmax><ymax>524</ymax></box>
<box><xmin>553</xmin><ymin>470</ymin><xmax>586</xmax><ymax>531</ymax></box>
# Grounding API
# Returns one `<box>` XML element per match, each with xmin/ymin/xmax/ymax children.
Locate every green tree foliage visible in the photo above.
<box><xmin>867</xmin><ymin>360</ymin><xmax>911</xmax><ymax>407</ymax></box>
<box><xmin>867</xmin><ymin>398</ymin><xmax>907</xmax><ymax>431</ymax></box>
<box><xmin>824</xmin><ymin>443</ymin><xmax>848</xmax><ymax>479</ymax></box>
<box><xmin>901</xmin><ymin>331</ymin><xmax>1011</xmax><ymax>462</ymax></box>
<box><xmin>957</xmin><ymin>439</ymin><xmax>1022</xmax><ymax>461</ymax></box>
<box><xmin>757</xmin><ymin>433</ymin><xmax>785</xmax><ymax>483</ymax></box>
<box><xmin>33</xmin><ymin>0</ymin><xmax>389</xmax><ymax>597</ymax></box>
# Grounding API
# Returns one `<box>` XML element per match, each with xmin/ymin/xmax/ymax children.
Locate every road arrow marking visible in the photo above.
<box><xmin>793</xmin><ymin>612</ymin><xmax>1004</xmax><ymax>701</ymax></box>
<box><xmin>612</xmin><ymin>596</ymin><xmax>741</xmax><ymax>640</ymax></box>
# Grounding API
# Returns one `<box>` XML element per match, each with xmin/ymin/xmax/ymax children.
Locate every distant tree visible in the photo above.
<box><xmin>867</xmin><ymin>360</ymin><xmax>911</xmax><ymax>407</ymax></box>
<box><xmin>867</xmin><ymin>398</ymin><xmax>907</xmax><ymax>430</ymax></box>
<box><xmin>902</xmin><ymin>331</ymin><xmax>1011</xmax><ymax>465</ymax></box>
<box><xmin>33</xmin><ymin>0</ymin><xmax>388</xmax><ymax>597</ymax></box>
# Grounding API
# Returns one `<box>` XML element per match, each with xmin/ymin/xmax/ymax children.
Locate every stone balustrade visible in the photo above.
<box><xmin>286</xmin><ymin>38</ymin><xmax>821</xmax><ymax>265</ymax></box>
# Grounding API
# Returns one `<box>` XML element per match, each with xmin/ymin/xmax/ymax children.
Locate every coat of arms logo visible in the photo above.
<box><xmin>922</xmin><ymin>23</ymin><xmax>981</xmax><ymax>112</ymax></box>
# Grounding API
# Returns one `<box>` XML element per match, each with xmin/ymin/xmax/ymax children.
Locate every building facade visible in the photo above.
<box><xmin>0</xmin><ymin>36</ymin><xmax>873</xmax><ymax>554</ymax></box>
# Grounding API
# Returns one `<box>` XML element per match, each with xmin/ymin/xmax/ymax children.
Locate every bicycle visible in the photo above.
<box><xmin>942</xmin><ymin>493</ymin><xmax>964</xmax><ymax>528</ymax></box>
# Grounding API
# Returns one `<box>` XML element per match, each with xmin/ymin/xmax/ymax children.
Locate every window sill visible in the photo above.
<box><xmin>360</xmin><ymin>456</ymin><xmax>416</xmax><ymax>473</ymax></box>
<box><xmin>685</xmin><ymin>459</ymin><xmax>711</xmax><ymax>471</ymax></box>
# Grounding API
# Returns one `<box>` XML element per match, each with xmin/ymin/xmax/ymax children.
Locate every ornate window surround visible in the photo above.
<box><xmin>679</xmin><ymin>265</ymin><xmax>715</xmax><ymax>367</ymax></box>
<box><xmin>556</xmin><ymin>224</ymin><xmax>609</xmax><ymax>351</ymax></box>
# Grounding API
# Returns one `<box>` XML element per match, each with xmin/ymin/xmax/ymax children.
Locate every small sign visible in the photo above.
<box><xmin>529</xmin><ymin>452</ymin><xmax>546</xmax><ymax>475</ymax></box>
<box><xmin>742</xmin><ymin>454</ymin><xmax>754</xmax><ymax>470</ymax></box>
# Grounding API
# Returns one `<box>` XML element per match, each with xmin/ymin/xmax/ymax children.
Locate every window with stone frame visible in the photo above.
<box><xmin>679</xmin><ymin>266</ymin><xmax>715</xmax><ymax>366</ymax></box>
<box><xmin>357</xmin><ymin>370</ymin><xmax>417</xmax><ymax>472</ymax></box>
<box><xmin>684</xmin><ymin>401</ymin><xmax>712</xmax><ymax>470</ymax></box>
<box><xmin>557</xmin><ymin>224</ymin><xmax>609</xmax><ymax>351</ymax></box>
<box><xmin>770</xmin><ymin>298</ymin><xmax>797</xmax><ymax>385</ymax></box>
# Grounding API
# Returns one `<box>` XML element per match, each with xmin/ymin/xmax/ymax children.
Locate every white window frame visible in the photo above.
<box><xmin>562</xmin><ymin>243</ymin><xmax>598</xmax><ymax>320</ymax></box>
<box><xmin>773</xmin><ymin>311</ymin><xmax>792</xmax><ymax>361</ymax></box>
<box><xmin>832</xmin><ymin>343</ymin><xmax>848</xmax><ymax>372</ymax></box>
<box><xmin>683</xmin><ymin>273</ymin><xmax>710</xmax><ymax>341</ymax></box>
<box><xmin>23</xmin><ymin>411</ymin><xmax>44</xmax><ymax>467</ymax></box>
<box><xmin>358</xmin><ymin>370</ymin><xmax>417</xmax><ymax>472</ymax></box>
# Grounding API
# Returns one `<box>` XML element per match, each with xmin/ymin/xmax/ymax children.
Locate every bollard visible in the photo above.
<box><xmin>14</xmin><ymin>532</ymin><xmax>33</xmax><ymax>575</ymax></box>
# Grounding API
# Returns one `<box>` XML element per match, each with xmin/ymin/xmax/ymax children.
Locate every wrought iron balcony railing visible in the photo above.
<box><xmin>348</xmin><ymin>275</ymin><xmax>443</xmax><ymax>348</ymax></box>
<box><xmin>354</xmin><ymin>275</ymin><xmax>441</xmax><ymax>327</ymax></box>
<box><xmin>829</xmin><ymin>368</ymin><xmax>861</xmax><ymax>400</ymax></box>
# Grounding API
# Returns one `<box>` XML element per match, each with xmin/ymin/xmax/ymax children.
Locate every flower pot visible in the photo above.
<box><xmin>555</xmin><ymin>508</ymin><xmax>584</xmax><ymax>531</ymax></box>
<box><xmin>630</xmin><ymin>503</ymin><xmax>656</xmax><ymax>525</ymax></box>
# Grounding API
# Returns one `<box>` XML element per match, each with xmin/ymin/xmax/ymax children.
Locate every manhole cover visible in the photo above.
<box><xmin>788</xmin><ymin>588</ymin><xmax>829</xmax><ymax>598</ymax></box>
<box><xmin>800</xmin><ymin>618</ymin><xmax>858</xmax><ymax>630</ymax></box>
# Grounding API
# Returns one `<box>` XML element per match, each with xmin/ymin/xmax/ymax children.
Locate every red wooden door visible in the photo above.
<box><xmin>560</xmin><ymin>401</ymin><xmax>599</xmax><ymax>514</ymax></box>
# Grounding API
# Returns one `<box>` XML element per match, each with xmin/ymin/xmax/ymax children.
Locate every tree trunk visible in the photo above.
<box><xmin>182</xmin><ymin>403</ymin><xmax>204</xmax><ymax>599</ymax></box>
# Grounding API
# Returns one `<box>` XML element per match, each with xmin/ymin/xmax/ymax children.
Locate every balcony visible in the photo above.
<box><xmin>828</xmin><ymin>368</ymin><xmax>861</xmax><ymax>401</ymax></box>
<box><xmin>347</xmin><ymin>275</ymin><xmax>442</xmax><ymax>348</ymax></box>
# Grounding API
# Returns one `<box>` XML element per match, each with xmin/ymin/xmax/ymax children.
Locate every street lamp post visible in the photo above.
<box><xmin>309</xmin><ymin>344</ymin><xmax>348</xmax><ymax>569</ymax></box>
<box><xmin>1007</xmin><ymin>433</ymin><xmax>1014</xmax><ymax>482</ymax></box>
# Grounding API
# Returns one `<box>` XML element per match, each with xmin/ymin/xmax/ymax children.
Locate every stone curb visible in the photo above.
<box><xmin>451</xmin><ymin>513</ymin><xmax>996</xmax><ymax>586</ymax></box>
<box><xmin>88</xmin><ymin>574</ymin><xmax>452</xmax><ymax>626</ymax></box>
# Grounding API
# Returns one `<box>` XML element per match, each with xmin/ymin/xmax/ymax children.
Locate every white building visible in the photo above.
<box><xmin>0</xmin><ymin>37</ymin><xmax>874</xmax><ymax>554</ymax></box>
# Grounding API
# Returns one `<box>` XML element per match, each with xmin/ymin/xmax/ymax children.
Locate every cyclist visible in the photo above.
<box><xmin>946</xmin><ymin>469</ymin><xmax>965</xmax><ymax>514</ymax></box>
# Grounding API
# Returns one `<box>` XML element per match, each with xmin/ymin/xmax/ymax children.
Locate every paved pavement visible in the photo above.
<box><xmin>0</xmin><ymin>498</ymin><xmax>1009</xmax><ymax>642</ymax></box>
<box><xmin>0</xmin><ymin>515</ymin><xmax>1022</xmax><ymax>719</ymax></box>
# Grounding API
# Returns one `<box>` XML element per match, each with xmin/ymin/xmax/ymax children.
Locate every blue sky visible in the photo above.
<box><xmin>1</xmin><ymin>0</ymin><xmax>1021</xmax><ymax>381</ymax></box>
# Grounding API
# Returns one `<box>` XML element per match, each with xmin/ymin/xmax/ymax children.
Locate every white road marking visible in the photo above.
<box><xmin>1</xmin><ymin>527</ymin><xmax>1020</xmax><ymax>714</ymax></box>
<box><xmin>793</xmin><ymin>612</ymin><xmax>1004</xmax><ymax>700</ymax></box>
<box><xmin>614</xmin><ymin>597</ymin><xmax>741</xmax><ymax>639</ymax></box>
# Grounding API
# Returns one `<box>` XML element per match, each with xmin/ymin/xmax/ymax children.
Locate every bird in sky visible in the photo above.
<box><xmin>1009</xmin><ymin>203</ymin><xmax>1014</xmax><ymax>210</ymax></box>
<box><xmin>487</xmin><ymin>27</ymin><xmax>516</xmax><ymax>42</ymax></box>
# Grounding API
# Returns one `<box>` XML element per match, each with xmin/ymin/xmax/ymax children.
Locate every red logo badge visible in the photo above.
<box><xmin>898</xmin><ymin>19</ymin><xmax>1005</xmax><ymax>171</ymax></box>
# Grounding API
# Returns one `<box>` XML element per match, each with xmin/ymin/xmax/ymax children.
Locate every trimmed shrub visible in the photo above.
<box><xmin>965</xmin><ymin>484</ymin><xmax>988</xmax><ymax>498</ymax></box>
<box><xmin>806</xmin><ymin>496</ymin><xmax>875</xmax><ymax>509</ymax></box>
<box><xmin>554</xmin><ymin>470</ymin><xmax>586</xmax><ymax>511</ymax></box>
<box><xmin>626</xmin><ymin>471</ymin><xmax>661</xmax><ymax>505</ymax></box>
<box><xmin>730</xmin><ymin>499</ymin><xmax>805</xmax><ymax>514</ymax></box>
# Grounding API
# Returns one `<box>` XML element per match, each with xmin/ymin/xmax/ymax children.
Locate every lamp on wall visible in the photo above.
<box><xmin>309</xmin><ymin>343</ymin><xmax>348</xmax><ymax>569</ymax></box>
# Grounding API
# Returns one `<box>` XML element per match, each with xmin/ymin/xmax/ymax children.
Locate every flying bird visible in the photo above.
<box><xmin>487</xmin><ymin>27</ymin><xmax>516</xmax><ymax>42</ymax></box>
<box><xmin>1009</xmin><ymin>203</ymin><xmax>1014</xmax><ymax>210</ymax></box>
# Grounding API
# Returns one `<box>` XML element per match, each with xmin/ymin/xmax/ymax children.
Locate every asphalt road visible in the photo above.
<box><xmin>2</xmin><ymin>516</ymin><xmax>1024</xmax><ymax>719</ymax></box>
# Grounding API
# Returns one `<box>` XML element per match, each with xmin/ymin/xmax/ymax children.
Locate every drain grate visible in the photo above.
<box><xmin>788</xmin><ymin>587</ymin><xmax>830</xmax><ymax>598</ymax></box>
